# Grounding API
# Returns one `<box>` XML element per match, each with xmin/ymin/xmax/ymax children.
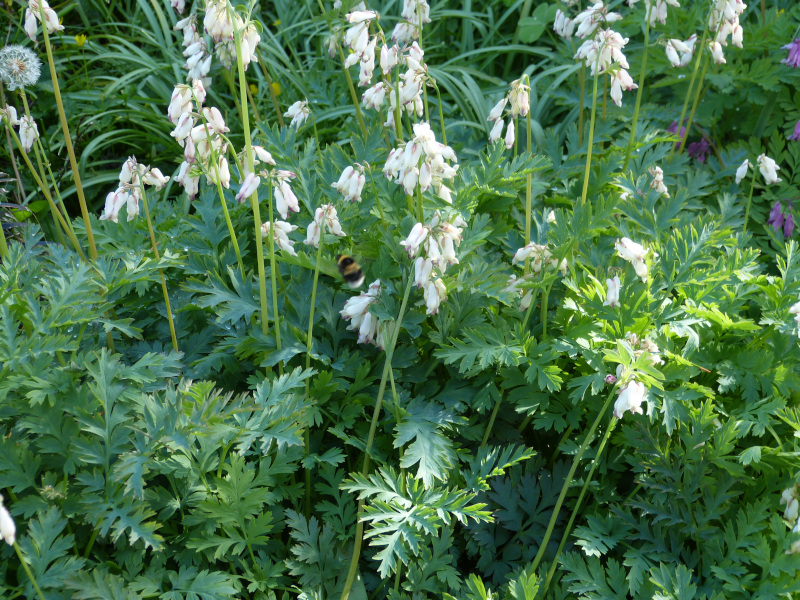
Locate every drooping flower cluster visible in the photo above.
<box><xmin>0</xmin><ymin>495</ymin><xmax>14</xmax><ymax>546</ymax></box>
<box><xmin>0</xmin><ymin>45</ymin><xmax>41</xmax><ymax>91</ymax></box>
<box><xmin>553</xmin><ymin>10</ymin><xmax>575</xmax><ymax>40</ymax></box>
<box><xmin>284</xmin><ymin>99</ymin><xmax>310</xmax><ymax>129</ymax></box>
<box><xmin>486</xmin><ymin>78</ymin><xmax>530</xmax><ymax>149</ymax></box>
<box><xmin>511</xmin><ymin>243</ymin><xmax>568</xmax><ymax>275</ymax></box>
<box><xmin>665</xmin><ymin>35</ymin><xmax>696</xmax><ymax>67</ymax></box>
<box><xmin>782</xmin><ymin>39</ymin><xmax>800</xmax><ymax>69</ymax></box>
<box><xmin>343</xmin><ymin>10</ymin><xmax>379</xmax><ymax>87</ymax></box>
<box><xmin>614</xmin><ymin>380</ymin><xmax>647</xmax><ymax>419</ymax></box>
<box><xmin>615</xmin><ymin>237</ymin><xmax>652</xmax><ymax>282</ymax></box>
<box><xmin>649</xmin><ymin>166</ymin><xmax>669</xmax><ymax>197</ymax></box>
<box><xmin>168</xmin><ymin>80</ymin><xmax>236</xmax><ymax>199</ymax></box>
<box><xmin>332</xmin><ymin>164</ymin><xmax>366</xmax><ymax>203</ymax></box>
<box><xmin>757</xmin><ymin>154</ymin><xmax>781</xmax><ymax>185</ymax></box>
<box><xmin>24</xmin><ymin>0</ymin><xmax>63</xmax><ymax>43</ymax></box>
<box><xmin>573</xmin><ymin>2</ymin><xmax>622</xmax><ymax>39</ymax></box>
<box><xmin>272</xmin><ymin>169</ymin><xmax>300</xmax><ymax>218</ymax></box>
<box><xmin>611</xmin><ymin>332</ymin><xmax>664</xmax><ymax>418</ymax></box>
<box><xmin>574</xmin><ymin>29</ymin><xmax>636</xmax><ymax>106</ymax></box>
<box><xmin>100</xmin><ymin>157</ymin><xmax>170</xmax><ymax>222</ymax></box>
<box><xmin>401</xmin><ymin>211</ymin><xmax>466</xmax><ymax>315</ymax></box>
<box><xmin>707</xmin><ymin>0</ymin><xmax>746</xmax><ymax>64</ymax></box>
<box><xmin>647</xmin><ymin>0</ymin><xmax>680</xmax><ymax>27</ymax></box>
<box><xmin>392</xmin><ymin>0</ymin><xmax>431</xmax><ymax>43</ymax></box>
<box><xmin>1</xmin><ymin>105</ymin><xmax>40</xmax><ymax>154</ymax></box>
<box><xmin>305</xmin><ymin>204</ymin><xmax>346</xmax><ymax>248</ymax></box>
<box><xmin>340</xmin><ymin>279</ymin><xmax>382</xmax><ymax>345</ymax></box>
<box><xmin>503</xmin><ymin>275</ymin><xmax>535</xmax><ymax>311</ymax></box>
<box><xmin>604</xmin><ymin>275</ymin><xmax>621</xmax><ymax>308</ymax></box>
<box><xmin>768</xmin><ymin>202</ymin><xmax>795</xmax><ymax>238</ymax></box>
<box><xmin>174</xmin><ymin>15</ymin><xmax>212</xmax><ymax>85</ymax></box>
<box><xmin>261</xmin><ymin>220</ymin><xmax>299</xmax><ymax>256</ymax></box>
<box><xmin>384</xmin><ymin>122</ymin><xmax>458</xmax><ymax>203</ymax></box>
<box><xmin>203</xmin><ymin>0</ymin><xmax>260</xmax><ymax>70</ymax></box>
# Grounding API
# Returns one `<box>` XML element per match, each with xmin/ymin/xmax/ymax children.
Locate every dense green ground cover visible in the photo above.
<box><xmin>1</xmin><ymin>0</ymin><xmax>800</xmax><ymax>598</ymax></box>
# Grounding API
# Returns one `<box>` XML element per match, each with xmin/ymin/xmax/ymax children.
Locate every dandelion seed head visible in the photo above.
<box><xmin>0</xmin><ymin>45</ymin><xmax>41</xmax><ymax>91</ymax></box>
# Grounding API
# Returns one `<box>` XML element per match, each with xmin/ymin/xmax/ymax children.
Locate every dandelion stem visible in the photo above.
<box><xmin>580</xmin><ymin>66</ymin><xmax>601</xmax><ymax>205</ymax></box>
<box><xmin>304</xmin><ymin>223</ymin><xmax>326</xmax><ymax>519</ymax></box>
<box><xmin>340</xmin><ymin>273</ymin><xmax>416</xmax><ymax>600</ymax></box>
<box><xmin>679</xmin><ymin>55</ymin><xmax>708</xmax><ymax>154</ymax></box>
<box><xmin>139</xmin><ymin>188</ymin><xmax>179</xmax><ymax>353</ymax></box>
<box><xmin>230</xmin><ymin>5</ymin><xmax>271</xmax><ymax>341</ymax></box>
<box><xmin>540</xmin><ymin>417</ymin><xmax>617</xmax><ymax>597</ymax></box>
<box><xmin>623</xmin><ymin>19</ymin><xmax>650</xmax><ymax>172</ymax></box>
<box><xmin>13</xmin><ymin>543</ymin><xmax>46</xmax><ymax>600</ymax></box>
<box><xmin>37</xmin><ymin>0</ymin><xmax>98</xmax><ymax>260</ymax></box>
<box><xmin>529</xmin><ymin>388</ymin><xmax>616</xmax><ymax>574</ymax></box>
<box><xmin>742</xmin><ymin>167</ymin><xmax>757</xmax><ymax>236</ymax></box>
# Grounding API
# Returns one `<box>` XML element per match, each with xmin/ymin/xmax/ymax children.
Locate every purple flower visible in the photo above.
<box><xmin>667</xmin><ymin>120</ymin><xmax>686</xmax><ymax>149</ymax></box>
<box><xmin>768</xmin><ymin>201</ymin><xmax>785</xmax><ymax>232</ymax></box>
<box><xmin>782</xmin><ymin>39</ymin><xmax>800</xmax><ymax>68</ymax></box>
<box><xmin>687</xmin><ymin>138</ymin><xmax>710</xmax><ymax>164</ymax></box>
<box><xmin>790</xmin><ymin>119</ymin><xmax>800</xmax><ymax>142</ymax></box>
<box><xmin>784</xmin><ymin>211</ymin><xmax>795</xmax><ymax>237</ymax></box>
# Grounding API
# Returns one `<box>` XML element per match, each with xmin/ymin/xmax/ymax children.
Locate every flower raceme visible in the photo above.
<box><xmin>512</xmin><ymin>243</ymin><xmax>568</xmax><ymax>275</ymax></box>
<box><xmin>332</xmin><ymin>165</ymin><xmax>366</xmax><ymax>203</ymax></box>
<box><xmin>305</xmin><ymin>204</ymin><xmax>346</xmax><ymax>248</ymax></box>
<box><xmin>100</xmin><ymin>157</ymin><xmax>170</xmax><ymax>222</ymax></box>
<box><xmin>384</xmin><ymin>122</ymin><xmax>458</xmax><ymax>202</ymax></box>
<box><xmin>486</xmin><ymin>79</ymin><xmax>529</xmax><ymax>148</ymax></box>
<box><xmin>573</xmin><ymin>2</ymin><xmax>622</xmax><ymax>39</ymax></box>
<box><xmin>284</xmin><ymin>99</ymin><xmax>310</xmax><ymax>129</ymax></box>
<box><xmin>757</xmin><ymin>154</ymin><xmax>781</xmax><ymax>185</ymax></box>
<box><xmin>24</xmin><ymin>0</ymin><xmax>63</xmax><ymax>43</ymax></box>
<box><xmin>261</xmin><ymin>220</ymin><xmax>299</xmax><ymax>256</ymax></box>
<box><xmin>340</xmin><ymin>280</ymin><xmax>382</xmax><ymax>345</ymax></box>
<box><xmin>392</xmin><ymin>0</ymin><xmax>431</xmax><ymax>43</ymax></box>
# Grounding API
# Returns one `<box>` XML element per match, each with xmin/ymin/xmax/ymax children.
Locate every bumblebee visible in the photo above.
<box><xmin>336</xmin><ymin>255</ymin><xmax>365</xmax><ymax>288</ymax></box>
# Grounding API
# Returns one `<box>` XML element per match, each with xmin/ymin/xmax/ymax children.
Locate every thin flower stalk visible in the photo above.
<box><xmin>742</xmin><ymin>167</ymin><xmax>757</xmax><ymax>236</ymax></box>
<box><xmin>139</xmin><ymin>188</ymin><xmax>179</xmax><ymax>353</ymax></box>
<box><xmin>581</xmin><ymin>61</ymin><xmax>601</xmax><ymax>204</ymax></box>
<box><xmin>37</xmin><ymin>0</ymin><xmax>98</xmax><ymax>260</ymax></box>
<box><xmin>230</xmin><ymin>6</ymin><xmax>271</xmax><ymax>342</ymax></box>
<box><xmin>623</xmin><ymin>18</ymin><xmax>650</xmax><ymax>171</ymax></box>
<box><xmin>267</xmin><ymin>183</ymin><xmax>282</xmax><ymax>353</ymax></box>
<box><xmin>679</xmin><ymin>54</ymin><xmax>708</xmax><ymax>154</ymax></box>
<box><xmin>578</xmin><ymin>64</ymin><xmax>586</xmax><ymax>145</ymax></box>
<box><xmin>339</xmin><ymin>273</ymin><xmax>416</xmax><ymax>600</ymax></box>
<box><xmin>528</xmin><ymin>387</ymin><xmax>616</xmax><ymax>573</ymax></box>
<box><xmin>670</xmin><ymin>29</ymin><xmax>708</xmax><ymax>159</ymax></box>
<box><xmin>540</xmin><ymin>416</ymin><xmax>618</xmax><ymax>597</ymax></box>
<box><xmin>524</xmin><ymin>74</ymin><xmax>533</xmax><ymax>274</ymax></box>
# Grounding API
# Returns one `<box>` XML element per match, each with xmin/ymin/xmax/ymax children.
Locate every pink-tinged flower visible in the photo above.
<box><xmin>735</xmin><ymin>159</ymin><xmax>750</xmax><ymax>184</ymax></box>
<box><xmin>340</xmin><ymin>280</ymin><xmax>382</xmax><ymax>345</ymax></box>
<box><xmin>687</xmin><ymin>138</ymin><xmax>710</xmax><ymax>164</ymax></box>
<box><xmin>789</xmin><ymin>119</ymin><xmax>800</xmax><ymax>142</ymax></box>
<box><xmin>332</xmin><ymin>164</ymin><xmax>366</xmax><ymax>203</ymax></box>
<box><xmin>235</xmin><ymin>173</ymin><xmax>260</xmax><ymax>203</ymax></box>
<box><xmin>782</xmin><ymin>39</ymin><xmax>800</xmax><ymax>68</ymax></box>
<box><xmin>400</xmin><ymin>222</ymin><xmax>429</xmax><ymax>258</ymax></box>
<box><xmin>613</xmin><ymin>380</ymin><xmax>646</xmax><ymax>419</ymax></box>
<box><xmin>18</xmin><ymin>115</ymin><xmax>38</xmax><ymax>153</ymax></box>
<box><xmin>609</xmin><ymin>68</ymin><xmax>637</xmax><ymax>107</ymax></box>
<box><xmin>504</xmin><ymin>119</ymin><xmax>515</xmax><ymax>149</ymax></box>
<box><xmin>667</xmin><ymin>120</ymin><xmax>686</xmax><ymax>148</ymax></box>
<box><xmin>603</xmin><ymin>276</ymin><xmax>621</xmax><ymax>308</ymax></box>
<box><xmin>785</xmin><ymin>211</ymin><xmax>796</xmax><ymax>238</ymax></box>
<box><xmin>284</xmin><ymin>99</ymin><xmax>310</xmax><ymax>128</ymax></box>
<box><xmin>273</xmin><ymin>177</ymin><xmax>299</xmax><ymax>219</ymax></box>
<box><xmin>99</xmin><ymin>189</ymin><xmax>129</xmax><ymax>222</ymax></box>
<box><xmin>423</xmin><ymin>278</ymin><xmax>447</xmax><ymax>315</ymax></box>
<box><xmin>768</xmin><ymin>201</ymin><xmax>785</xmax><ymax>232</ymax></box>
<box><xmin>261</xmin><ymin>220</ymin><xmax>298</xmax><ymax>256</ymax></box>
<box><xmin>604</xmin><ymin>374</ymin><xmax>617</xmax><ymax>384</ymax></box>
<box><xmin>0</xmin><ymin>105</ymin><xmax>19</xmax><ymax>127</ymax></box>
<box><xmin>202</xmin><ymin>106</ymin><xmax>228</xmax><ymax>134</ymax></box>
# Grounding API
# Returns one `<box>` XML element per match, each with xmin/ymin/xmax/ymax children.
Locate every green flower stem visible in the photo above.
<box><xmin>230</xmin><ymin>6</ymin><xmax>270</xmax><ymax>341</ymax></box>
<box><xmin>524</xmin><ymin>75</ymin><xmax>533</xmax><ymax>276</ymax></box>
<box><xmin>433</xmin><ymin>82</ymin><xmax>447</xmax><ymax>146</ymax></box>
<box><xmin>415</xmin><ymin>179</ymin><xmax>424</xmax><ymax>224</ymax></box>
<box><xmin>4</xmin><ymin>122</ymin><xmax>86</xmax><ymax>260</ymax></box>
<box><xmin>337</xmin><ymin>46</ymin><xmax>369</xmax><ymax>138</ymax></box>
<box><xmin>580</xmin><ymin>65</ymin><xmax>601</xmax><ymax>205</ymax></box>
<box><xmin>0</xmin><ymin>84</ymin><xmax>26</xmax><ymax>203</ymax></box>
<box><xmin>520</xmin><ymin>288</ymin><xmax>539</xmax><ymax>332</ymax></box>
<box><xmin>540</xmin><ymin>280</ymin><xmax>552</xmax><ymax>339</ymax></box>
<box><xmin>13</xmin><ymin>542</ymin><xmax>46</xmax><ymax>600</ymax></box>
<box><xmin>37</xmin><ymin>0</ymin><xmax>98</xmax><ymax>261</ymax></box>
<box><xmin>670</xmin><ymin>28</ymin><xmax>709</xmax><ymax>160</ymax></box>
<box><xmin>204</xmin><ymin>122</ymin><xmax>245</xmax><ymax>278</ymax></box>
<box><xmin>678</xmin><ymin>54</ymin><xmax>708</xmax><ymax>154</ymax></box>
<box><xmin>742</xmin><ymin>167</ymin><xmax>757</xmax><ymax>236</ymax></box>
<box><xmin>139</xmin><ymin>188</ymin><xmax>179</xmax><ymax>353</ymax></box>
<box><xmin>481</xmin><ymin>398</ymin><xmax>502</xmax><ymax>449</ymax></box>
<box><xmin>266</xmin><ymin>185</ymin><xmax>282</xmax><ymax>353</ymax></box>
<box><xmin>529</xmin><ymin>388</ymin><xmax>616</xmax><ymax>573</ymax></box>
<box><xmin>578</xmin><ymin>64</ymin><xmax>586</xmax><ymax>146</ymax></box>
<box><xmin>304</xmin><ymin>225</ymin><xmax>326</xmax><ymax>519</ymax></box>
<box><xmin>623</xmin><ymin>18</ymin><xmax>651</xmax><ymax>172</ymax></box>
<box><xmin>255</xmin><ymin>56</ymin><xmax>285</xmax><ymax>127</ymax></box>
<box><xmin>540</xmin><ymin>417</ymin><xmax>617</xmax><ymax>597</ymax></box>
<box><xmin>423</xmin><ymin>86</ymin><xmax>430</xmax><ymax>123</ymax></box>
<box><xmin>339</xmin><ymin>273</ymin><xmax>416</xmax><ymax>600</ymax></box>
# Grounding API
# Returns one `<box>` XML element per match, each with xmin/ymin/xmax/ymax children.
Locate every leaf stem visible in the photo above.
<box><xmin>14</xmin><ymin>542</ymin><xmax>46</xmax><ymax>600</ymax></box>
<box><xmin>339</xmin><ymin>273</ymin><xmax>416</xmax><ymax>600</ymax></box>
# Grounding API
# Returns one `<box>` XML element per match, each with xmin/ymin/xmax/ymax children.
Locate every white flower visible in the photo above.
<box><xmin>414</xmin><ymin>257</ymin><xmax>433</xmax><ymax>288</ymax></box>
<box><xmin>649</xmin><ymin>166</ymin><xmax>669</xmax><ymax>197</ymax></box>
<box><xmin>168</xmin><ymin>85</ymin><xmax>193</xmax><ymax>123</ymax></box>
<box><xmin>648</xmin><ymin>0</ymin><xmax>680</xmax><ymax>26</ymax></box>
<box><xmin>0</xmin><ymin>497</ymin><xmax>15</xmax><ymax>547</ymax></box>
<box><xmin>504</xmin><ymin>120</ymin><xmax>515</xmax><ymax>149</ymax></box>
<box><xmin>142</xmin><ymin>168</ymin><xmax>169</xmax><ymax>189</ymax></box>
<box><xmin>400</xmin><ymin>223</ymin><xmax>429</xmax><ymax>258</ymax></box>
<box><xmin>332</xmin><ymin>165</ymin><xmax>366</xmax><ymax>203</ymax></box>
<box><xmin>99</xmin><ymin>189</ymin><xmax>129</xmax><ymax>222</ymax></box>
<box><xmin>665</xmin><ymin>38</ymin><xmax>691</xmax><ymax>67</ymax></box>
<box><xmin>789</xmin><ymin>301</ymin><xmax>800</xmax><ymax>332</ymax></box>
<box><xmin>615</xmin><ymin>237</ymin><xmax>649</xmax><ymax>282</ymax></box>
<box><xmin>489</xmin><ymin>119</ymin><xmax>504</xmax><ymax>144</ymax></box>
<box><xmin>175</xmin><ymin>161</ymin><xmax>199</xmax><ymax>200</ymax></box>
<box><xmin>305</xmin><ymin>204</ymin><xmax>346</xmax><ymax>247</ymax></box>
<box><xmin>735</xmin><ymin>159</ymin><xmax>751</xmax><ymax>184</ymax></box>
<box><xmin>603</xmin><ymin>276</ymin><xmax>621</xmax><ymax>308</ymax></box>
<box><xmin>202</xmin><ymin>106</ymin><xmax>228</xmax><ymax>134</ymax></box>
<box><xmin>781</xmin><ymin>487</ymin><xmax>800</xmax><ymax>522</ymax></box>
<box><xmin>24</xmin><ymin>0</ymin><xmax>64</xmax><ymax>42</ymax></box>
<box><xmin>261</xmin><ymin>220</ymin><xmax>299</xmax><ymax>256</ymax></box>
<box><xmin>253</xmin><ymin>145</ymin><xmax>276</xmax><ymax>166</ymax></box>
<box><xmin>609</xmin><ymin>68</ymin><xmax>637</xmax><ymax>107</ymax></box>
<box><xmin>679</xmin><ymin>34</ymin><xmax>697</xmax><ymax>66</ymax></box>
<box><xmin>18</xmin><ymin>115</ymin><xmax>38</xmax><ymax>153</ymax></box>
<box><xmin>574</xmin><ymin>2</ymin><xmax>622</xmax><ymax>39</ymax></box>
<box><xmin>363</xmin><ymin>82</ymin><xmax>387</xmax><ymax>109</ymax></box>
<box><xmin>0</xmin><ymin>104</ymin><xmax>19</xmax><ymax>127</ymax></box>
<box><xmin>423</xmin><ymin>278</ymin><xmax>447</xmax><ymax>315</ymax></box>
<box><xmin>613</xmin><ymin>380</ymin><xmax>646</xmax><ymax>419</ymax></box>
<box><xmin>757</xmin><ymin>154</ymin><xmax>781</xmax><ymax>185</ymax></box>
<box><xmin>554</xmin><ymin>9</ymin><xmax>575</xmax><ymax>39</ymax></box>
<box><xmin>340</xmin><ymin>280</ymin><xmax>381</xmax><ymax>345</ymax></box>
<box><xmin>236</xmin><ymin>173</ymin><xmax>260</xmax><ymax>202</ymax></box>
<box><xmin>508</xmin><ymin>79</ymin><xmax>530</xmax><ymax>118</ymax></box>
<box><xmin>575</xmin><ymin>29</ymin><xmax>629</xmax><ymax>75</ymax></box>
<box><xmin>384</xmin><ymin>122</ymin><xmax>458</xmax><ymax>200</ymax></box>
<box><xmin>488</xmin><ymin>97</ymin><xmax>507</xmax><ymax>122</ymax></box>
<box><xmin>274</xmin><ymin>178</ymin><xmax>300</xmax><ymax>219</ymax></box>
<box><xmin>284</xmin><ymin>99</ymin><xmax>310</xmax><ymax>128</ymax></box>
<box><xmin>708</xmin><ymin>40</ymin><xmax>726</xmax><ymax>64</ymax></box>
